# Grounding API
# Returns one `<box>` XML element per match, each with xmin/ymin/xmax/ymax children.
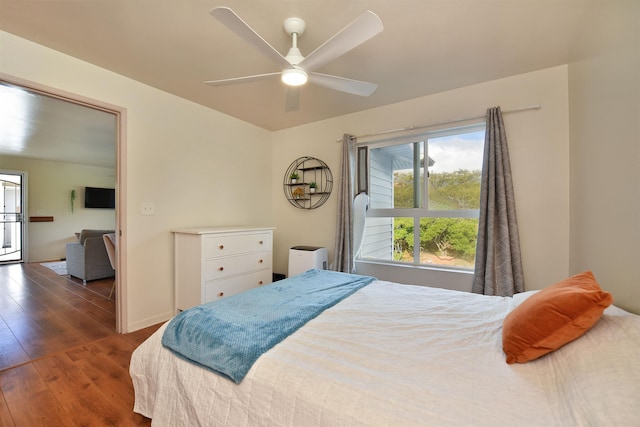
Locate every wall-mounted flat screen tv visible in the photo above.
<box><xmin>84</xmin><ymin>187</ymin><xmax>115</xmax><ymax>209</ymax></box>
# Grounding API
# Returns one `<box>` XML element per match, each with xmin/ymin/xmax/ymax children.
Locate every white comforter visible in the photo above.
<box><xmin>130</xmin><ymin>280</ymin><xmax>640</xmax><ymax>426</ymax></box>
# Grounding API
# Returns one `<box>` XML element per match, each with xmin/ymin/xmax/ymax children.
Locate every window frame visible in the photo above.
<box><xmin>357</xmin><ymin>122</ymin><xmax>485</xmax><ymax>270</ymax></box>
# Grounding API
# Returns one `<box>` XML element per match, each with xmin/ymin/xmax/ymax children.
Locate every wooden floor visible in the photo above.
<box><xmin>0</xmin><ymin>262</ymin><xmax>160</xmax><ymax>426</ymax></box>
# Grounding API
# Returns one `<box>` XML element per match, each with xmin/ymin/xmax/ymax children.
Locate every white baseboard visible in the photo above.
<box><xmin>126</xmin><ymin>311</ymin><xmax>173</xmax><ymax>333</ymax></box>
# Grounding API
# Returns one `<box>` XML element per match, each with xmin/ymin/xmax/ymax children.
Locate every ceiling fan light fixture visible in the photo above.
<box><xmin>209</xmin><ymin>7</ymin><xmax>384</xmax><ymax>107</ymax></box>
<box><xmin>281</xmin><ymin>67</ymin><xmax>308</xmax><ymax>86</ymax></box>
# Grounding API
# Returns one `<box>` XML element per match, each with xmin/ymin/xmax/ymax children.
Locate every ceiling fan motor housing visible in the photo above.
<box><xmin>285</xmin><ymin>46</ymin><xmax>304</xmax><ymax>65</ymax></box>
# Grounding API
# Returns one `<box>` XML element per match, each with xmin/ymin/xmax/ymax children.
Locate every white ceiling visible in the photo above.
<box><xmin>0</xmin><ymin>83</ymin><xmax>117</xmax><ymax>168</ymax></box>
<box><xmin>0</xmin><ymin>0</ymin><xmax>592</xmax><ymax>165</ymax></box>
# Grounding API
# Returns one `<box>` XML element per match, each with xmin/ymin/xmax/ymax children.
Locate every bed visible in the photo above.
<box><xmin>130</xmin><ymin>270</ymin><xmax>640</xmax><ymax>426</ymax></box>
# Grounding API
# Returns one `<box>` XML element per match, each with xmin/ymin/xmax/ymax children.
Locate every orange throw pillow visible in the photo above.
<box><xmin>502</xmin><ymin>271</ymin><xmax>612</xmax><ymax>364</ymax></box>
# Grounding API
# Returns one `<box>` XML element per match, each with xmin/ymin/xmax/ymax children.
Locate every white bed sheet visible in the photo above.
<box><xmin>130</xmin><ymin>280</ymin><xmax>640</xmax><ymax>426</ymax></box>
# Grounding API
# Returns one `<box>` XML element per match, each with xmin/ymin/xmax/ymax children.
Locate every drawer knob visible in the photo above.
<box><xmin>258</xmin><ymin>281</ymin><xmax>263</xmax><ymax>285</ymax></box>
<box><xmin>259</xmin><ymin>240</ymin><xmax>263</xmax><ymax>244</ymax></box>
<box><xmin>218</xmin><ymin>266</ymin><xmax>224</xmax><ymax>271</ymax></box>
<box><xmin>259</xmin><ymin>259</ymin><xmax>263</xmax><ymax>263</ymax></box>
<box><xmin>219</xmin><ymin>244</ymin><xmax>224</xmax><ymax>250</ymax></box>
<box><xmin>218</xmin><ymin>292</ymin><xmax>224</xmax><ymax>297</ymax></box>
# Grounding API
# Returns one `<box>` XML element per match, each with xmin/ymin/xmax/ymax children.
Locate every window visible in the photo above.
<box><xmin>358</xmin><ymin>124</ymin><xmax>485</xmax><ymax>270</ymax></box>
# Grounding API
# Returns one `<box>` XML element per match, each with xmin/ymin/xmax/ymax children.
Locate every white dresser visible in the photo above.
<box><xmin>172</xmin><ymin>226</ymin><xmax>274</xmax><ymax>312</ymax></box>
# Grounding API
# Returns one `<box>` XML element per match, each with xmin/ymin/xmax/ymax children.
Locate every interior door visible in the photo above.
<box><xmin>0</xmin><ymin>171</ymin><xmax>25</xmax><ymax>263</ymax></box>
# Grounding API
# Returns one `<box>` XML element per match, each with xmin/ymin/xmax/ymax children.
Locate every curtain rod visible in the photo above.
<box><xmin>337</xmin><ymin>104</ymin><xmax>541</xmax><ymax>142</ymax></box>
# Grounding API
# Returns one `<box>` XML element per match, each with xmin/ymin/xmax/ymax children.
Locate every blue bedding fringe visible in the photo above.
<box><xmin>161</xmin><ymin>269</ymin><xmax>375</xmax><ymax>383</ymax></box>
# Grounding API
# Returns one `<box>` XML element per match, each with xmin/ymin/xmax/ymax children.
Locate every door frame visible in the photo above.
<box><xmin>0</xmin><ymin>72</ymin><xmax>128</xmax><ymax>333</ymax></box>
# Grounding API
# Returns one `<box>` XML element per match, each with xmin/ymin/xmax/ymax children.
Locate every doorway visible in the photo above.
<box><xmin>0</xmin><ymin>171</ymin><xmax>25</xmax><ymax>263</ymax></box>
<box><xmin>0</xmin><ymin>73</ymin><xmax>126</xmax><ymax>332</ymax></box>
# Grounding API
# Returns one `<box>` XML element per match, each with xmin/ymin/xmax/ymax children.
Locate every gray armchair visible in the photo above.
<box><xmin>66</xmin><ymin>229</ymin><xmax>115</xmax><ymax>283</ymax></box>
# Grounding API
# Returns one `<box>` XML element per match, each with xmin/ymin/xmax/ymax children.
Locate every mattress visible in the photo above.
<box><xmin>130</xmin><ymin>280</ymin><xmax>640</xmax><ymax>426</ymax></box>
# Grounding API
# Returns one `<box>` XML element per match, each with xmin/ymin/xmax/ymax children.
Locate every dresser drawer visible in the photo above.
<box><xmin>204</xmin><ymin>270</ymin><xmax>272</xmax><ymax>302</ymax></box>
<box><xmin>204</xmin><ymin>251</ymin><xmax>272</xmax><ymax>281</ymax></box>
<box><xmin>204</xmin><ymin>232</ymin><xmax>272</xmax><ymax>258</ymax></box>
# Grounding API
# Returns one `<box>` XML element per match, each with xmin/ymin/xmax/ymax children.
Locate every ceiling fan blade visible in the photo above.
<box><xmin>204</xmin><ymin>72</ymin><xmax>280</xmax><ymax>86</ymax></box>
<box><xmin>299</xmin><ymin>10</ymin><xmax>383</xmax><ymax>72</ymax></box>
<box><xmin>285</xmin><ymin>88</ymin><xmax>300</xmax><ymax>112</ymax></box>
<box><xmin>211</xmin><ymin>7</ymin><xmax>291</xmax><ymax>69</ymax></box>
<box><xmin>309</xmin><ymin>73</ymin><xmax>377</xmax><ymax>96</ymax></box>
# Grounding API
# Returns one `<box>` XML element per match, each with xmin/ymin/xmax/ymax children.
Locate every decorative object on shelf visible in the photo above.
<box><xmin>293</xmin><ymin>187</ymin><xmax>305</xmax><ymax>199</ymax></box>
<box><xmin>70</xmin><ymin>189</ymin><xmax>76</xmax><ymax>213</ymax></box>
<box><xmin>283</xmin><ymin>156</ymin><xmax>333</xmax><ymax>209</ymax></box>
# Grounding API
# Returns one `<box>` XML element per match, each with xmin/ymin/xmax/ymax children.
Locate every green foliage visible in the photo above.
<box><xmin>393</xmin><ymin>169</ymin><xmax>481</xmax><ymax>209</ymax></box>
<box><xmin>394</xmin><ymin>217</ymin><xmax>414</xmax><ymax>253</ymax></box>
<box><xmin>393</xmin><ymin>172</ymin><xmax>420</xmax><ymax>208</ymax></box>
<box><xmin>419</xmin><ymin>218</ymin><xmax>478</xmax><ymax>259</ymax></box>
<box><xmin>393</xmin><ymin>217</ymin><xmax>478</xmax><ymax>262</ymax></box>
<box><xmin>428</xmin><ymin>170</ymin><xmax>481</xmax><ymax>209</ymax></box>
<box><xmin>391</xmin><ymin>169</ymin><xmax>481</xmax><ymax>263</ymax></box>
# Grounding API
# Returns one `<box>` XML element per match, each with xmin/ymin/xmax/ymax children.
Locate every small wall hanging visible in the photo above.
<box><xmin>283</xmin><ymin>156</ymin><xmax>333</xmax><ymax>209</ymax></box>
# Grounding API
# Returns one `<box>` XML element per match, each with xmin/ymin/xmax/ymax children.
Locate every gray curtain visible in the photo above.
<box><xmin>332</xmin><ymin>134</ymin><xmax>356</xmax><ymax>273</ymax></box>
<box><xmin>472</xmin><ymin>107</ymin><xmax>524</xmax><ymax>296</ymax></box>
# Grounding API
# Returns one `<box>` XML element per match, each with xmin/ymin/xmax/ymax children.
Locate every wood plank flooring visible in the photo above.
<box><xmin>0</xmin><ymin>262</ymin><xmax>160</xmax><ymax>426</ymax></box>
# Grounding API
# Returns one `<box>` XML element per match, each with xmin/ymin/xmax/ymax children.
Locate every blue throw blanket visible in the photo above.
<box><xmin>161</xmin><ymin>269</ymin><xmax>375</xmax><ymax>383</ymax></box>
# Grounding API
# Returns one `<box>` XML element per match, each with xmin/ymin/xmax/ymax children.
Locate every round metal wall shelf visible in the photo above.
<box><xmin>283</xmin><ymin>156</ymin><xmax>333</xmax><ymax>209</ymax></box>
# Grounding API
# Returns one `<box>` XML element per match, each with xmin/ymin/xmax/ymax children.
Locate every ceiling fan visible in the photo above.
<box><xmin>205</xmin><ymin>7</ymin><xmax>383</xmax><ymax>111</ymax></box>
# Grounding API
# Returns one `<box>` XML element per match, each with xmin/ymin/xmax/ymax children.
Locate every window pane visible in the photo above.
<box><xmin>428</xmin><ymin>131</ymin><xmax>484</xmax><ymax>210</ymax></box>
<box><xmin>360</xmin><ymin>216</ymin><xmax>393</xmax><ymax>261</ymax></box>
<box><xmin>418</xmin><ymin>218</ymin><xmax>478</xmax><ymax>268</ymax></box>
<box><xmin>361</xmin><ymin>216</ymin><xmax>414</xmax><ymax>263</ymax></box>
<box><xmin>369</xmin><ymin>142</ymin><xmax>424</xmax><ymax>209</ymax></box>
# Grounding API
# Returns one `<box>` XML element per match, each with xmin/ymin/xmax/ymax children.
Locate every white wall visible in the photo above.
<box><xmin>568</xmin><ymin>0</ymin><xmax>640</xmax><ymax>314</ymax></box>
<box><xmin>1</xmin><ymin>31</ymin><xmax>274</xmax><ymax>332</ymax></box>
<box><xmin>272</xmin><ymin>66</ymin><xmax>571</xmax><ymax>294</ymax></box>
<box><xmin>0</xmin><ymin>156</ymin><xmax>115</xmax><ymax>262</ymax></box>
